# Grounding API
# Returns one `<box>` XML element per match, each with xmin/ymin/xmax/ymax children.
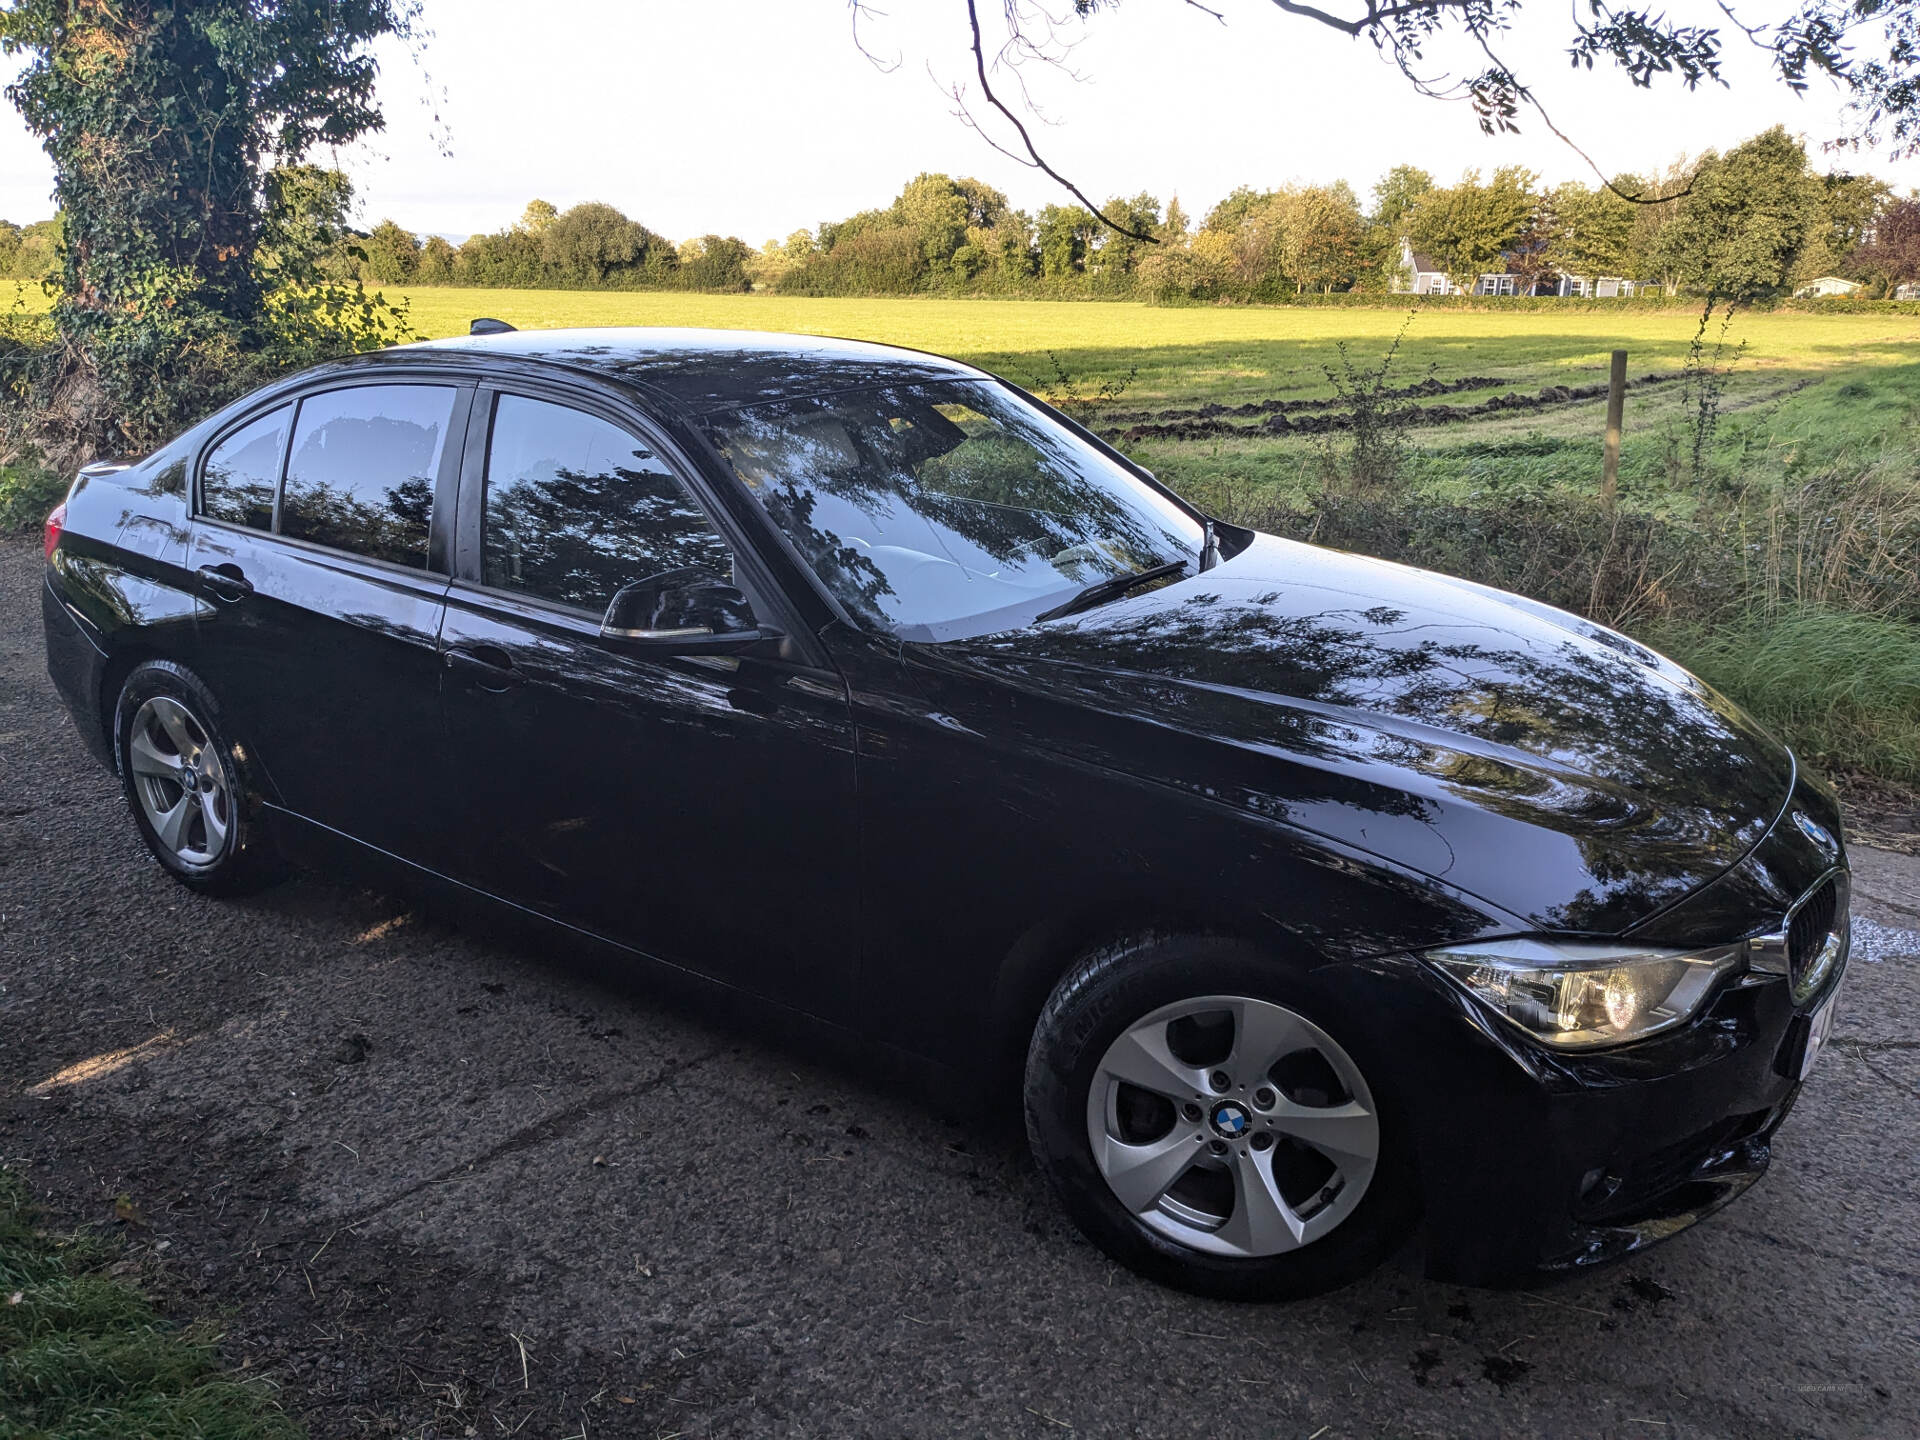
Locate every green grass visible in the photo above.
<box><xmin>0</xmin><ymin>1171</ymin><xmax>302</xmax><ymax>1440</ymax></box>
<box><xmin>375</xmin><ymin>287</ymin><xmax>1920</xmax><ymax>406</ymax></box>
<box><xmin>15</xmin><ymin>279</ymin><xmax>1915</xmax><ymax>406</ymax></box>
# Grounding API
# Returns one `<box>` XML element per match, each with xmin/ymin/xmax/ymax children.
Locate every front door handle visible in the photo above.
<box><xmin>444</xmin><ymin>645</ymin><xmax>520</xmax><ymax>691</ymax></box>
<box><xmin>196</xmin><ymin>563</ymin><xmax>253</xmax><ymax>601</ymax></box>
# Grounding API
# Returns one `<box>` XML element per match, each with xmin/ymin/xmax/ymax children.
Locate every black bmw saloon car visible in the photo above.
<box><xmin>42</xmin><ymin>325</ymin><xmax>1850</xmax><ymax>1299</ymax></box>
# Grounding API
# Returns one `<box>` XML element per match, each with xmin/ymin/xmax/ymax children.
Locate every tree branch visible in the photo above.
<box><xmin>1468</xmin><ymin>27</ymin><xmax>1687</xmax><ymax>202</ymax></box>
<box><xmin>959</xmin><ymin>0</ymin><xmax>1157</xmax><ymax>242</ymax></box>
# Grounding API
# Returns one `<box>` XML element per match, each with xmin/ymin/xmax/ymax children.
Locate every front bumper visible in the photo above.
<box><xmin>1336</xmin><ymin>776</ymin><xmax>1849</xmax><ymax>1285</ymax></box>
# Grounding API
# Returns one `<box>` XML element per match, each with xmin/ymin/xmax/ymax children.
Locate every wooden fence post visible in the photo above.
<box><xmin>1601</xmin><ymin>349</ymin><xmax>1627</xmax><ymax>507</ymax></box>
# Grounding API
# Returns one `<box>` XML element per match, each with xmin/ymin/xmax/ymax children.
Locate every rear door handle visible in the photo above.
<box><xmin>444</xmin><ymin>645</ymin><xmax>520</xmax><ymax>691</ymax></box>
<box><xmin>196</xmin><ymin>564</ymin><xmax>253</xmax><ymax>600</ymax></box>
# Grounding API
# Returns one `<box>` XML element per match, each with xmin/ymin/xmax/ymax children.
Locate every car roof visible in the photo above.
<box><xmin>409</xmin><ymin>326</ymin><xmax>987</xmax><ymax>415</ymax></box>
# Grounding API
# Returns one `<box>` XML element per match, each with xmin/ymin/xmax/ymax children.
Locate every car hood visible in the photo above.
<box><xmin>938</xmin><ymin>532</ymin><xmax>1796</xmax><ymax>935</ymax></box>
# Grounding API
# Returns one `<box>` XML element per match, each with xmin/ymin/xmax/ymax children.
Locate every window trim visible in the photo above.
<box><xmin>192</xmin><ymin>377</ymin><xmax>473</xmax><ymax>578</ymax></box>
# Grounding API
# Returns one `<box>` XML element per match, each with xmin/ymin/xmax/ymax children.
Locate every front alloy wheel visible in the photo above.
<box><xmin>1026</xmin><ymin>935</ymin><xmax>1414</xmax><ymax>1300</ymax></box>
<box><xmin>1087</xmin><ymin>994</ymin><xmax>1380</xmax><ymax>1259</ymax></box>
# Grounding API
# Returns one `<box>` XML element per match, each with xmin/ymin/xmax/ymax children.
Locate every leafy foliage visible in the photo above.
<box><xmin>0</xmin><ymin>0</ymin><xmax>418</xmax><ymax>464</ymax></box>
<box><xmin>1406</xmin><ymin>167</ymin><xmax>1539</xmax><ymax>288</ymax></box>
<box><xmin>1851</xmin><ymin>196</ymin><xmax>1920</xmax><ymax>290</ymax></box>
<box><xmin>1648</xmin><ymin>128</ymin><xmax>1827</xmax><ymax>301</ymax></box>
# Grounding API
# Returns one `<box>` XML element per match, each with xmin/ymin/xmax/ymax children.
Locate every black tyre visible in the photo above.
<box><xmin>113</xmin><ymin>660</ymin><xmax>282</xmax><ymax>895</ymax></box>
<box><xmin>1024</xmin><ymin>934</ymin><xmax>1418</xmax><ymax>1300</ymax></box>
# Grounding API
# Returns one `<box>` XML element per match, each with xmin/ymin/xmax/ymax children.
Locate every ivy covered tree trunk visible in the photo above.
<box><xmin>0</xmin><ymin>0</ymin><xmax>415</xmax><ymax>463</ymax></box>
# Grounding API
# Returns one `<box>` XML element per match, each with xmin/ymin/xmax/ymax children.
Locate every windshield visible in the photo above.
<box><xmin>704</xmin><ymin>380</ymin><xmax>1203</xmax><ymax>642</ymax></box>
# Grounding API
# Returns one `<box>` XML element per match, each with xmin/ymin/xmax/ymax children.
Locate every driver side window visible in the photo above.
<box><xmin>481</xmin><ymin>394</ymin><xmax>731</xmax><ymax>613</ymax></box>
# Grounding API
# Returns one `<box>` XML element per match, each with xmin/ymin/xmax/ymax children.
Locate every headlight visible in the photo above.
<box><xmin>1423</xmin><ymin>939</ymin><xmax>1747</xmax><ymax>1049</ymax></box>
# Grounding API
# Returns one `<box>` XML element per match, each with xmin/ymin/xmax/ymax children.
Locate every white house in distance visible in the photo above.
<box><xmin>1399</xmin><ymin>244</ymin><xmax>1457</xmax><ymax>294</ymax></box>
<box><xmin>1393</xmin><ymin>239</ymin><xmax>1648</xmax><ymax>298</ymax></box>
<box><xmin>1794</xmin><ymin>275</ymin><xmax>1864</xmax><ymax>298</ymax></box>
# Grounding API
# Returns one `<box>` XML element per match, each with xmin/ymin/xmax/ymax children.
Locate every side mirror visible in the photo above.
<box><xmin>600</xmin><ymin>567</ymin><xmax>782</xmax><ymax>655</ymax></box>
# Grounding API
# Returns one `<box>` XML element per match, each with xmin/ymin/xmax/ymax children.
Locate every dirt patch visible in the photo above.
<box><xmin>1115</xmin><ymin>373</ymin><xmax>1688</xmax><ymax>444</ymax></box>
<box><xmin>1103</xmin><ymin>374</ymin><xmax>1514</xmax><ymax>425</ymax></box>
<box><xmin>1836</xmin><ymin>776</ymin><xmax>1920</xmax><ymax>855</ymax></box>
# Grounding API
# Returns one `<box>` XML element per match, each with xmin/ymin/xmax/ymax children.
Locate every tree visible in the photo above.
<box><xmin>1190</xmin><ymin>188</ymin><xmax>1292</xmax><ymax>298</ymax></box>
<box><xmin>1797</xmin><ymin>172</ymin><xmax>1893</xmax><ymax>281</ymax></box>
<box><xmin>676</xmin><ymin>234</ymin><xmax>753</xmax><ymax>292</ymax></box>
<box><xmin>1036</xmin><ymin>204</ymin><xmax>1098</xmax><ymax>279</ymax></box>
<box><xmin>519</xmin><ymin>198</ymin><xmax>559</xmax><ymax>235</ymax></box>
<box><xmin>5</xmin><ymin>215</ymin><xmax>61</xmax><ymax>281</ymax></box>
<box><xmin>1648</xmin><ymin>127</ymin><xmax>1825</xmax><ymax>301</ymax></box>
<box><xmin>1549</xmin><ymin>181</ymin><xmax>1641</xmax><ymax>281</ymax></box>
<box><xmin>1160</xmin><ymin>197</ymin><xmax>1192</xmax><ymax>245</ymax></box>
<box><xmin>1369</xmin><ymin>166</ymin><xmax>1434</xmax><ymax>237</ymax></box>
<box><xmin>257</xmin><ymin>165</ymin><xmax>356</xmax><ymax>285</ymax></box>
<box><xmin>1090</xmin><ymin>192</ymin><xmax>1161</xmax><ymax>279</ymax></box>
<box><xmin>894</xmin><ymin>172</ymin><xmax>974</xmax><ymax>272</ymax></box>
<box><xmin>1407</xmin><ymin>167</ymin><xmax>1538</xmax><ymax>287</ymax></box>
<box><xmin>1505</xmin><ymin>193</ymin><xmax>1565</xmax><ymax>293</ymax></box>
<box><xmin>747</xmin><ymin>229</ymin><xmax>816</xmax><ymax>290</ymax></box>
<box><xmin>1850</xmin><ymin>196</ymin><xmax>1920</xmax><ymax>291</ymax></box>
<box><xmin>417</xmin><ymin>234</ymin><xmax>457</xmax><ymax>285</ymax></box>
<box><xmin>363</xmin><ymin>220</ymin><xmax>424</xmax><ymax>284</ymax></box>
<box><xmin>540</xmin><ymin>202</ymin><xmax>668</xmax><ymax>287</ymax></box>
<box><xmin>1274</xmin><ymin>183</ymin><xmax>1367</xmax><ymax>293</ymax></box>
<box><xmin>0</xmin><ymin>0</ymin><xmax>417</xmax><ymax>460</ymax></box>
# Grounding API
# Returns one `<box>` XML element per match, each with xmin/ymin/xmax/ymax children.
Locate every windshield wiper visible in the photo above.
<box><xmin>1035</xmin><ymin>559</ymin><xmax>1189</xmax><ymax>624</ymax></box>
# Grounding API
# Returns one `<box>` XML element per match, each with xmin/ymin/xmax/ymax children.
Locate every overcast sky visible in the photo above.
<box><xmin>1</xmin><ymin>0</ymin><xmax>1915</xmax><ymax>242</ymax></box>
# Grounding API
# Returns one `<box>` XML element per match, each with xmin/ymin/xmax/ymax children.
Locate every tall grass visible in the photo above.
<box><xmin>1651</xmin><ymin>609</ymin><xmax>1920</xmax><ymax>784</ymax></box>
<box><xmin>0</xmin><ymin>1171</ymin><xmax>303</xmax><ymax>1440</ymax></box>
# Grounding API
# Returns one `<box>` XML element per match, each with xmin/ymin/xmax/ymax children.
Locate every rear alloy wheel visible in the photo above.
<box><xmin>114</xmin><ymin>660</ymin><xmax>281</xmax><ymax>895</ymax></box>
<box><xmin>127</xmin><ymin>695</ymin><xmax>233</xmax><ymax>869</ymax></box>
<box><xmin>1025</xmin><ymin>936</ymin><xmax>1415</xmax><ymax>1300</ymax></box>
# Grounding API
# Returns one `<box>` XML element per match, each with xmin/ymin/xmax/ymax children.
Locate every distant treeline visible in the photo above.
<box><xmin>0</xmin><ymin>217</ymin><xmax>61</xmax><ymax>281</ymax></box>
<box><xmin>7</xmin><ymin>125</ymin><xmax>1916</xmax><ymax>305</ymax></box>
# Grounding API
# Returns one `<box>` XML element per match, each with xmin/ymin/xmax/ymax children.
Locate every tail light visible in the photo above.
<box><xmin>43</xmin><ymin>500</ymin><xmax>66</xmax><ymax>559</ymax></box>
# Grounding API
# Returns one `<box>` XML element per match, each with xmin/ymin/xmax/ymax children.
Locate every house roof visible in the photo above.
<box><xmin>1408</xmin><ymin>251</ymin><xmax>1443</xmax><ymax>274</ymax></box>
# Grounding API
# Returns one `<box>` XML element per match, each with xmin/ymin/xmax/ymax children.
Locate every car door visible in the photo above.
<box><xmin>435</xmin><ymin>384</ymin><xmax>860</xmax><ymax>1013</ymax></box>
<box><xmin>186</xmin><ymin>380</ymin><xmax>470</xmax><ymax>866</ymax></box>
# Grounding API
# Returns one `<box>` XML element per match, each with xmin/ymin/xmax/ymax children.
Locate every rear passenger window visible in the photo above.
<box><xmin>282</xmin><ymin>385</ymin><xmax>455</xmax><ymax>569</ymax></box>
<box><xmin>201</xmin><ymin>405</ymin><xmax>288</xmax><ymax>530</ymax></box>
<box><xmin>482</xmin><ymin>394</ymin><xmax>732</xmax><ymax>612</ymax></box>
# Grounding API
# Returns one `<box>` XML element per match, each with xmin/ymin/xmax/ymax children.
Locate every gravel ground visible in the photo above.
<box><xmin>3</xmin><ymin>534</ymin><xmax>1917</xmax><ymax>1439</ymax></box>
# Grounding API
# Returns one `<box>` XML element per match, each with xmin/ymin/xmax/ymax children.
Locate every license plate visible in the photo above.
<box><xmin>1800</xmin><ymin>981</ymin><xmax>1842</xmax><ymax>1080</ymax></box>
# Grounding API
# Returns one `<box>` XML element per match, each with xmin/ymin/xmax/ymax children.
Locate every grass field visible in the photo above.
<box><xmin>384</xmin><ymin>288</ymin><xmax>1920</xmax><ymax>519</ymax></box>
